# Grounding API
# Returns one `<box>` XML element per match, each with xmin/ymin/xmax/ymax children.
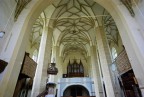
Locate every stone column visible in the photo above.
<box><xmin>31</xmin><ymin>26</ymin><xmax>53</xmax><ymax>97</ymax></box>
<box><xmin>87</xmin><ymin>56</ymin><xmax>92</xmax><ymax>77</ymax></box>
<box><xmin>114</xmin><ymin>2</ymin><xmax>144</xmax><ymax>95</ymax></box>
<box><xmin>53</xmin><ymin>46</ymin><xmax>63</xmax><ymax>97</ymax></box>
<box><xmin>56</xmin><ymin>55</ymin><xmax>63</xmax><ymax>97</ymax></box>
<box><xmin>55</xmin><ymin>46</ymin><xmax>63</xmax><ymax>80</ymax></box>
<box><xmin>95</xmin><ymin>26</ymin><xmax>115</xmax><ymax>97</ymax></box>
<box><xmin>0</xmin><ymin>15</ymin><xmax>31</xmax><ymax>97</ymax></box>
<box><xmin>90</xmin><ymin>46</ymin><xmax>103</xmax><ymax>97</ymax></box>
<box><xmin>50</xmin><ymin>46</ymin><xmax>60</xmax><ymax>82</ymax></box>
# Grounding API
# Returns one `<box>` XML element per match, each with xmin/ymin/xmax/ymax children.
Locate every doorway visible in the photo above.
<box><xmin>63</xmin><ymin>85</ymin><xmax>89</xmax><ymax>97</ymax></box>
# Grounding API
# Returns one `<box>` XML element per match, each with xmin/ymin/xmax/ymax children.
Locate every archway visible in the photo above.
<box><xmin>63</xmin><ymin>85</ymin><xmax>89</xmax><ymax>97</ymax></box>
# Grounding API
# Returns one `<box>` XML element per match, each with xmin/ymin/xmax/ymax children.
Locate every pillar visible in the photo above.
<box><xmin>114</xmin><ymin>2</ymin><xmax>144</xmax><ymax>95</ymax></box>
<box><xmin>56</xmin><ymin>56</ymin><xmax>63</xmax><ymax>97</ymax></box>
<box><xmin>95</xmin><ymin>26</ymin><xmax>115</xmax><ymax>97</ymax></box>
<box><xmin>0</xmin><ymin>15</ymin><xmax>31</xmax><ymax>97</ymax></box>
<box><xmin>51</xmin><ymin>46</ymin><xmax>64</xmax><ymax>97</ymax></box>
<box><xmin>90</xmin><ymin>46</ymin><xmax>103</xmax><ymax>97</ymax></box>
<box><xmin>55</xmin><ymin>46</ymin><xmax>63</xmax><ymax>81</ymax></box>
<box><xmin>31</xmin><ymin>25</ymin><xmax>53</xmax><ymax>97</ymax></box>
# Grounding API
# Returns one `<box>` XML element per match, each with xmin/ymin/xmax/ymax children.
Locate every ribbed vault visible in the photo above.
<box><xmin>29</xmin><ymin>0</ymin><xmax>120</xmax><ymax>62</ymax></box>
<box><xmin>49</xmin><ymin>0</ymin><xmax>105</xmax><ymax>60</ymax></box>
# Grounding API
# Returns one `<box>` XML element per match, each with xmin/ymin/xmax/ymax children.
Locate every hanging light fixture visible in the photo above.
<box><xmin>0</xmin><ymin>31</ymin><xmax>5</xmax><ymax>38</ymax></box>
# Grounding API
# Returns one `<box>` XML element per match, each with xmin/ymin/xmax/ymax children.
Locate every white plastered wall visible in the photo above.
<box><xmin>0</xmin><ymin>0</ymin><xmax>16</xmax><ymax>54</ymax></box>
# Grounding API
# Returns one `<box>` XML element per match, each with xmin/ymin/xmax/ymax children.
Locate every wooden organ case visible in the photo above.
<box><xmin>67</xmin><ymin>60</ymin><xmax>84</xmax><ymax>77</ymax></box>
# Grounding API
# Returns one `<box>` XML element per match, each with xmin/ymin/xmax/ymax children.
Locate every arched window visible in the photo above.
<box><xmin>111</xmin><ymin>47</ymin><xmax>117</xmax><ymax>60</ymax></box>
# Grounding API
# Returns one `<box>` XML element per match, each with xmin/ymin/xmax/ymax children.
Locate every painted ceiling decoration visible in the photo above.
<box><xmin>15</xmin><ymin>0</ymin><xmax>32</xmax><ymax>20</ymax></box>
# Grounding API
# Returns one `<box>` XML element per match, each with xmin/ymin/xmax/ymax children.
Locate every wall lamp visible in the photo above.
<box><xmin>0</xmin><ymin>31</ymin><xmax>5</xmax><ymax>38</ymax></box>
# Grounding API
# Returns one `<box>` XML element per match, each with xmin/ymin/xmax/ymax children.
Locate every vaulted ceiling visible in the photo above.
<box><xmin>29</xmin><ymin>0</ymin><xmax>119</xmax><ymax>60</ymax></box>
